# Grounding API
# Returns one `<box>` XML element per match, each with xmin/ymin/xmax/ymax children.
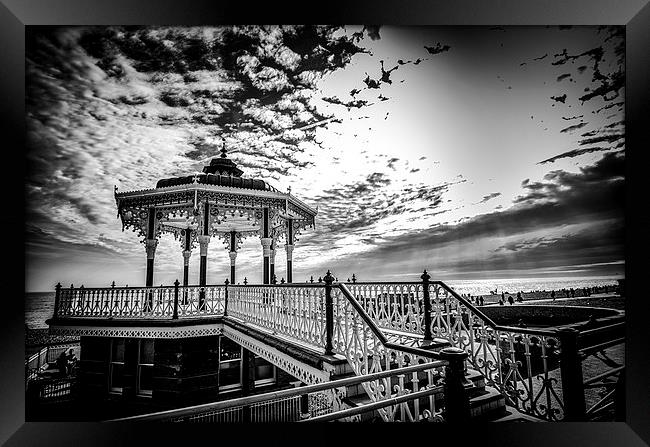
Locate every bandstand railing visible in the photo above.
<box><xmin>55</xmin><ymin>283</ymin><xmax>225</xmax><ymax>320</ymax></box>
<box><xmin>225</xmin><ymin>277</ymin><xmax>458</xmax><ymax>422</ymax></box>
<box><xmin>51</xmin><ymin>271</ymin><xmax>624</xmax><ymax>422</ymax></box>
<box><xmin>227</xmin><ymin>284</ymin><xmax>327</xmax><ymax>348</ymax></box>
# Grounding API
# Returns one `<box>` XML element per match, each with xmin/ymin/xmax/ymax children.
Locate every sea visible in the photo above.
<box><xmin>25</xmin><ymin>276</ymin><xmax>621</xmax><ymax>330</ymax></box>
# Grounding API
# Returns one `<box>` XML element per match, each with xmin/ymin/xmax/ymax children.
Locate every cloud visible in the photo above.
<box><xmin>25</xmin><ymin>26</ymin><xmax>625</xmax><ymax>289</ymax></box>
<box><xmin>479</xmin><ymin>192</ymin><xmax>501</xmax><ymax>203</ymax></box>
<box><xmin>321</xmin><ymin>152</ymin><xmax>623</xmax><ymax>279</ymax></box>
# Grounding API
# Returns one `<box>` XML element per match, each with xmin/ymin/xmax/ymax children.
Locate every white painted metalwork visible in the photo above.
<box><xmin>331</xmin><ymin>285</ymin><xmax>445</xmax><ymax>422</ymax></box>
<box><xmin>345</xmin><ymin>282</ymin><xmax>425</xmax><ymax>335</ymax></box>
<box><xmin>178</xmin><ymin>286</ymin><xmax>225</xmax><ymax>317</ymax></box>
<box><xmin>227</xmin><ymin>285</ymin><xmax>326</xmax><ymax>349</ymax></box>
<box><xmin>345</xmin><ymin>281</ymin><xmax>567</xmax><ymax>421</ymax></box>
<box><xmin>110</xmin><ymin>361</ymin><xmax>446</xmax><ymax>423</ymax></box>
<box><xmin>58</xmin><ymin>286</ymin><xmax>176</xmax><ymax>319</ymax></box>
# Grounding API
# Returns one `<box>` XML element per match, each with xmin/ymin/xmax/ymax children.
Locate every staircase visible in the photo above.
<box><xmin>328</xmin><ymin>355</ymin><xmax>521</xmax><ymax>422</ymax></box>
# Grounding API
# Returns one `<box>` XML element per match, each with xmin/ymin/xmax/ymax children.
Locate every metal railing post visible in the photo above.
<box><xmin>324</xmin><ymin>270</ymin><xmax>334</xmax><ymax>355</ymax></box>
<box><xmin>173</xmin><ymin>279</ymin><xmax>180</xmax><ymax>319</ymax></box>
<box><xmin>557</xmin><ymin>327</ymin><xmax>586</xmax><ymax>421</ymax></box>
<box><xmin>439</xmin><ymin>347</ymin><xmax>471</xmax><ymax>423</ymax></box>
<box><xmin>421</xmin><ymin>270</ymin><xmax>432</xmax><ymax>342</ymax></box>
<box><xmin>300</xmin><ymin>392</ymin><xmax>310</xmax><ymax>420</ymax></box>
<box><xmin>54</xmin><ymin>282</ymin><xmax>62</xmax><ymax>318</ymax></box>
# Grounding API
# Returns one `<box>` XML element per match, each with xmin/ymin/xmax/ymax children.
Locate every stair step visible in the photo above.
<box><xmin>469</xmin><ymin>386</ymin><xmax>507</xmax><ymax>420</ymax></box>
<box><xmin>490</xmin><ymin>406</ymin><xmax>543</xmax><ymax>422</ymax></box>
<box><xmin>465</xmin><ymin>369</ymin><xmax>486</xmax><ymax>395</ymax></box>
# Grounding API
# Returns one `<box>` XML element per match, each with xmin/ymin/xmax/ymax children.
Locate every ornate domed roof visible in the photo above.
<box><xmin>155</xmin><ymin>144</ymin><xmax>271</xmax><ymax>191</ymax></box>
<box><xmin>201</xmin><ymin>145</ymin><xmax>244</xmax><ymax>177</ymax></box>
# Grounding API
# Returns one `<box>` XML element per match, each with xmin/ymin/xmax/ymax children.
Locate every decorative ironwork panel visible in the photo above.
<box><xmin>345</xmin><ymin>283</ymin><xmax>424</xmax><ymax>335</ymax></box>
<box><xmin>330</xmin><ymin>287</ymin><xmax>445</xmax><ymax>422</ymax></box>
<box><xmin>250</xmin><ymin>396</ymin><xmax>302</xmax><ymax>422</ymax></box>
<box><xmin>425</xmin><ymin>282</ymin><xmax>565</xmax><ymax>421</ymax></box>
<box><xmin>58</xmin><ymin>287</ymin><xmax>176</xmax><ymax>319</ymax></box>
<box><xmin>177</xmin><ymin>286</ymin><xmax>225</xmax><ymax>317</ymax></box>
<box><xmin>227</xmin><ymin>285</ymin><xmax>326</xmax><ymax>350</ymax></box>
<box><xmin>340</xmin><ymin>281</ymin><xmax>568</xmax><ymax>421</ymax></box>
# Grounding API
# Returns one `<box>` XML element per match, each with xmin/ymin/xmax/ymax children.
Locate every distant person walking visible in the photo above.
<box><xmin>507</xmin><ymin>295</ymin><xmax>514</xmax><ymax>305</ymax></box>
<box><xmin>479</xmin><ymin>296</ymin><xmax>484</xmax><ymax>306</ymax></box>
<box><xmin>516</xmin><ymin>292</ymin><xmax>523</xmax><ymax>302</ymax></box>
<box><xmin>551</xmin><ymin>290</ymin><xmax>556</xmax><ymax>301</ymax></box>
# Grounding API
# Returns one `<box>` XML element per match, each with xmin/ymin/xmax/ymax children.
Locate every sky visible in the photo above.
<box><xmin>25</xmin><ymin>25</ymin><xmax>625</xmax><ymax>291</ymax></box>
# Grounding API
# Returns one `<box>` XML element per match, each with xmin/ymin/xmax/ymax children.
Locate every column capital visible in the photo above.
<box><xmin>260</xmin><ymin>237</ymin><xmax>272</xmax><ymax>257</ymax></box>
<box><xmin>229</xmin><ymin>251</ymin><xmax>237</xmax><ymax>266</ymax></box>
<box><xmin>182</xmin><ymin>250</ymin><xmax>192</xmax><ymax>266</ymax></box>
<box><xmin>145</xmin><ymin>239</ymin><xmax>158</xmax><ymax>259</ymax></box>
<box><xmin>199</xmin><ymin>235</ymin><xmax>211</xmax><ymax>256</ymax></box>
<box><xmin>285</xmin><ymin>244</ymin><xmax>294</xmax><ymax>261</ymax></box>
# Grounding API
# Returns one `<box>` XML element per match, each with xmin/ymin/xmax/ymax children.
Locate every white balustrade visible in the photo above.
<box><xmin>346</xmin><ymin>283</ymin><xmax>425</xmax><ymax>335</ymax></box>
<box><xmin>177</xmin><ymin>286</ymin><xmax>225</xmax><ymax>318</ymax></box>
<box><xmin>227</xmin><ymin>285</ymin><xmax>326</xmax><ymax>349</ymax></box>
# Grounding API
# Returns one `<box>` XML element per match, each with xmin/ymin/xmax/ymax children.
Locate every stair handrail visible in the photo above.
<box><xmin>107</xmin><ymin>361</ymin><xmax>446</xmax><ymax>422</ymax></box>
<box><xmin>342</xmin><ymin>279</ymin><xmax>558</xmax><ymax>336</ymax></box>
<box><xmin>337</xmin><ymin>283</ymin><xmax>443</xmax><ymax>360</ymax></box>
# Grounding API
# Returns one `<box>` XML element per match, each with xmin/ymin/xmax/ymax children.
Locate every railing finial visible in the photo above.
<box><xmin>421</xmin><ymin>270</ymin><xmax>430</xmax><ymax>282</ymax></box>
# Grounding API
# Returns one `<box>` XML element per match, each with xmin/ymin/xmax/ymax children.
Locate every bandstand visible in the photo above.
<box><xmin>36</xmin><ymin>147</ymin><xmax>625</xmax><ymax>423</ymax></box>
<box><xmin>114</xmin><ymin>145</ymin><xmax>317</xmax><ymax>287</ymax></box>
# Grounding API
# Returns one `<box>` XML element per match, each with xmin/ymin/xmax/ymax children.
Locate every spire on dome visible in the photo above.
<box><xmin>201</xmin><ymin>141</ymin><xmax>244</xmax><ymax>177</ymax></box>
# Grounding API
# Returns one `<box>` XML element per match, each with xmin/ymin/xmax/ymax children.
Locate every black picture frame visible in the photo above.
<box><xmin>3</xmin><ymin>0</ymin><xmax>649</xmax><ymax>445</ymax></box>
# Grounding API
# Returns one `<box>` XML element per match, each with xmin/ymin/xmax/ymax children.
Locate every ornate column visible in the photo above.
<box><xmin>261</xmin><ymin>207</ymin><xmax>271</xmax><ymax>284</ymax></box>
<box><xmin>285</xmin><ymin>244</ymin><xmax>294</xmax><ymax>284</ymax></box>
<box><xmin>145</xmin><ymin>239</ymin><xmax>158</xmax><ymax>287</ymax></box>
<box><xmin>182</xmin><ymin>250</ymin><xmax>191</xmax><ymax>284</ymax></box>
<box><xmin>261</xmin><ymin>237</ymin><xmax>272</xmax><ymax>284</ymax></box>
<box><xmin>199</xmin><ymin>200</ymin><xmax>211</xmax><ymax>286</ymax></box>
<box><xmin>145</xmin><ymin>207</ymin><xmax>158</xmax><ymax>287</ymax></box>
<box><xmin>182</xmin><ymin>229</ymin><xmax>192</xmax><ymax>286</ymax></box>
<box><xmin>285</xmin><ymin>218</ymin><xmax>294</xmax><ymax>283</ymax></box>
<box><xmin>269</xmin><ymin>240</ymin><xmax>276</xmax><ymax>284</ymax></box>
<box><xmin>229</xmin><ymin>251</ymin><xmax>237</xmax><ymax>284</ymax></box>
<box><xmin>199</xmin><ymin>235</ymin><xmax>210</xmax><ymax>286</ymax></box>
<box><xmin>228</xmin><ymin>230</ymin><xmax>238</xmax><ymax>284</ymax></box>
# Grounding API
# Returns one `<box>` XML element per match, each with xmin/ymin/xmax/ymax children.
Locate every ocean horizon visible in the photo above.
<box><xmin>24</xmin><ymin>275</ymin><xmax>621</xmax><ymax>330</ymax></box>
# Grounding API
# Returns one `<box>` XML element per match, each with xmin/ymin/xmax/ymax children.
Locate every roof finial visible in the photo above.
<box><xmin>220</xmin><ymin>141</ymin><xmax>227</xmax><ymax>159</ymax></box>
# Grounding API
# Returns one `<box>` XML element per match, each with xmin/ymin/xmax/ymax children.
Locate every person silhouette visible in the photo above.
<box><xmin>56</xmin><ymin>351</ymin><xmax>68</xmax><ymax>377</ymax></box>
<box><xmin>66</xmin><ymin>348</ymin><xmax>78</xmax><ymax>375</ymax></box>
